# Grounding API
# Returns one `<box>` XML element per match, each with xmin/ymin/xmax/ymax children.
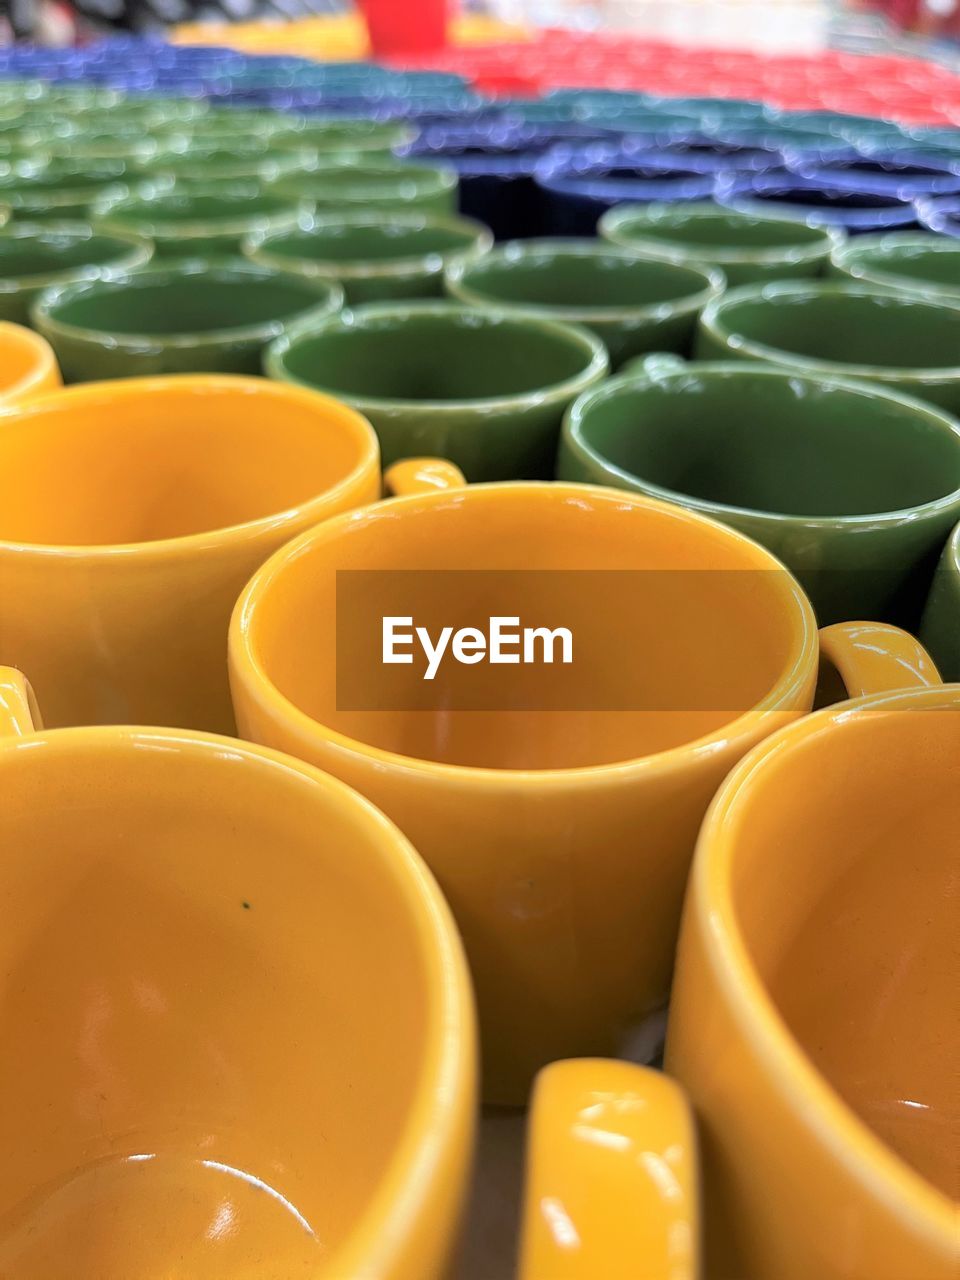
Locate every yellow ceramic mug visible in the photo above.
<box><xmin>664</xmin><ymin>681</ymin><xmax>958</xmax><ymax>1280</ymax></box>
<box><xmin>0</xmin><ymin>666</ymin><xmax>476</xmax><ymax>1280</ymax></box>
<box><xmin>0</xmin><ymin>375</ymin><xmax>461</xmax><ymax>732</ymax></box>
<box><xmin>229</xmin><ymin>482</ymin><xmax>938</xmax><ymax>1103</ymax></box>
<box><xmin>0</xmin><ymin>320</ymin><xmax>60</xmax><ymax>404</ymax></box>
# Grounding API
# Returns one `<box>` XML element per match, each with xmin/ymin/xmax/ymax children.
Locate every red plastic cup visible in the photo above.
<box><xmin>358</xmin><ymin>0</ymin><xmax>450</xmax><ymax>57</ymax></box>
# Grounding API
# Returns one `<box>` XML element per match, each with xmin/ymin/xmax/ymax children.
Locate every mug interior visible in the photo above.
<box><xmin>0</xmin><ymin>382</ymin><xmax>370</xmax><ymax>543</ymax></box>
<box><xmin>739</xmin><ymin>187</ymin><xmax>905</xmax><ymax>212</ymax></box>
<box><xmin>713</xmin><ymin>289</ymin><xmax>960</xmax><ymax>369</ymax></box>
<box><xmin>844</xmin><ymin>242</ymin><xmax>960</xmax><ymax>290</ymax></box>
<box><xmin>44</xmin><ymin>272</ymin><xmax>331</xmax><ymax>338</ymax></box>
<box><xmin>245</xmin><ymin>486</ymin><xmax>807</xmax><ymax>769</ymax></box>
<box><xmin>577</xmin><ymin>371</ymin><xmax>960</xmax><ymax>516</ymax></box>
<box><xmin>723</xmin><ymin>697</ymin><xmax>959</xmax><ymax>1199</ymax></box>
<box><xmin>0</xmin><ymin>227</ymin><xmax>143</xmax><ymax>278</ymax></box>
<box><xmin>611</xmin><ymin>208</ymin><xmax>827</xmax><ymax>252</ymax></box>
<box><xmin>261</xmin><ymin>221</ymin><xmax>478</xmax><ymax>266</ymax></box>
<box><xmin>455</xmin><ymin>247</ymin><xmax>709</xmax><ymax>310</ymax></box>
<box><xmin>279</xmin><ymin>311</ymin><xmax>595</xmax><ymax>401</ymax></box>
<box><xmin>0</xmin><ymin>733</ymin><xmax>442</xmax><ymax>1276</ymax></box>
<box><xmin>104</xmin><ymin>190</ymin><xmax>297</xmax><ymax>230</ymax></box>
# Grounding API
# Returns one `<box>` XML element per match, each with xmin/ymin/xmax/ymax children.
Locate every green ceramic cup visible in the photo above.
<box><xmin>559</xmin><ymin>353</ymin><xmax>960</xmax><ymax>626</ymax></box>
<box><xmin>920</xmin><ymin>521</ymin><xmax>960</xmax><ymax>680</ymax></box>
<box><xmin>269</xmin><ymin>118</ymin><xmax>418</xmax><ymax>157</ymax></box>
<box><xmin>244</xmin><ymin>211</ymin><xmax>492</xmax><ymax>304</ymax></box>
<box><xmin>829</xmin><ymin>232</ymin><xmax>960</xmax><ymax>301</ymax></box>
<box><xmin>141</xmin><ymin>138</ymin><xmax>315</xmax><ymax>185</ymax></box>
<box><xmin>697</xmin><ymin>280</ymin><xmax>960</xmax><ymax>415</ymax></box>
<box><xmin>0</xmin><ymin>158</ymin><xmax>132</xmax><ymax>222</ymax></box>
<box><xmin>265</xmin><ymin>301</ymin><xmax>609</xmax><ymax>480</ymax></box>
<box><xmin>599</xmin><ymin>202</ymin><xmax>841</xmax><ymax>286</ymax></box>
<box><xmin>0</xmin><ymin>221</ymin><xmax>153</xmax><ymax>323</ymax></box>
<box><xmin>32</xmin><ymin>260</ymin><xmax>344</xmax><ymax>382</ymax></box>
<box><xmin>93</xmin><ymin>182</ymin><xmax>309</xmax><ymax>260</ymax></box>
<box><xmin>270</xmin><ymin>157</ymin><xmax>459</xmax><ymax>218</ymax></box>
<box><xmin>444</xmin><ymin>238</ymin><xmax>723</xmax><ymax>368</ymax></box>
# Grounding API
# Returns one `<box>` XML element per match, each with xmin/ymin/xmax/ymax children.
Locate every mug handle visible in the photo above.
<box><xmin>382</xmin><ymin>457</ymin><xmax>468</xmax><ymax>497</ymax></box>
<box><xmin>517</xmin><ymin>1059</ymin><xmax>699</xmax><ymax>1280</ymax></box>
<box><xmin>818</xmin><ymin>621</ymin><xmax>942</xmax><ymax>697</ymax></box>
<box><xmin>0</xmin><ymin>667</ymin><xmax>41</xmax><ymax>738</ymax></box>
<box><xmin>619</xmin><ymin>351</ymin><xmax>689</xmax><ymax>379</ymax></box>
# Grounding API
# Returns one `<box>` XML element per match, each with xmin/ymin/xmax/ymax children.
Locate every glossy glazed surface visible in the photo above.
<box><xmin>32</xmin><ymin>261</ymin><xmax>343</xmax><ymax>381</ymax></box>
<box><xmin>230</xmin><ymin>481</ymin><xmax>929</xmax><ymax>1101</ymax></box>
<box><xmin>0</xmin><ymin>157</ymin><xmax>129</xmax><ymax>220</ymax></box>
<box><xmin>0</xmin><ymin>222</ymin><xmax>152</xmax><ymax>323</ymax></box>
<box><xmin>245</xmin><ymin>212</ymin><xmax>493</xmax><ymax>305</ymax></box>
<box><xmin>266</xmin><ymin>303</ymin><xmax>608</xmax><ymax>480</ymax></box>
<box><xmin>559</xmin><ymin>359</ymin><xmax>960</xmax><ymax>625</ymax></box>
<box><xmin>697</xmin><ymin>281</ymin><xmax>960</xmax><ymax>413</ymax></box>
<box><xmin>667</xmin><ymin>683</ymin><xmax>958</xmax><ymax>1279</ymax></box>
<box><xmin>920</xmin><ymin>521</ymin><xmax>960</xmax><ymax>681</ymax></box>
<box><xmin>271</xmin><ymin>158</ymin><xmax>458</xmax><ymax>217</ymax></box>
<box><xmin>599</xmin><ymin>202</ymin><xmax>838</xmax><ymax>285</ymax></box>
<box><xmin>0</xmin><ymin>670</ymin><xmax>476</xmax><ymax>1280</ymax></box>
<box><xmin>143</xmin><ymin>138</ymin><xmax>313</xmax><ymax>184</ymax></box>
<box><xmin>269</xmin><ymin>117</ymin><xmax>417</xmax><ymax>155</ymax></box>
<box><xmin>829</xmin><ymin>231</ymin><xmax>960</xmax><ymax>299</ymax></box>
<box><xmin>519</xmin><ymin>1060</ymin><xmax>698</xmax><ymax>1280</ymax></box>
<box><xmin>0</xmin><ymin>375</ymin><xmax>380</xmax><ymax>730</ymax></box>
<box><xmin>444</xmin><ymin>240</ymin><xmax>723</xmax><ymax>368</ymax></box>
<box><xmin>94</xmin><ymin>184</ymin><xmax>308</xmax><ymax>260</ymax></box>
<box><xmin>0</xmin><ymin>320</ymin><xmax>61</xmax><ymax>404</ymax></box>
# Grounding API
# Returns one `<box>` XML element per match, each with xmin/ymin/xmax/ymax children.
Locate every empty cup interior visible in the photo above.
<box><xmin>724</xmin><ymin>696</ymin><xmax>959</xmax><ymax>1199</ymax></box>
<box><xmin>261</xmin><ymin>219</ymin><xmax>479</xmax><ymax>266</ymax></box>
<box><xmin>610</xmin><ymin>207</ymin><xmax>828</xmax><ymax>253</ymax></box>
<box><xmin>0</xmin><ymin>226</ymin><xmax>144</xmax><ymax>278</ymax></box>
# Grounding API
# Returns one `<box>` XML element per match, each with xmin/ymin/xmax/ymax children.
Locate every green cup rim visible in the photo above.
<box><xmin>598</xmin><ymin>201</ymin><xmax>842</xmax><ymax>267</ymax></box>
<box><xmin>699</xmin><ymin>279</ymin><xmax>960</xmax><ymax>382</ymax></box>
<box><xmin>272</xmin><ymin>157</ymin><xmax>459</xmax><ymax>202</ymax></box>
<box><xmin>243</xmin><ymin>210</ymin><xmax>493</xmax><ymax>282</ymax></box>
<box><xmin>266</xmin><ymin>300</ymin><xmax>610</xmax><ymax>414</ymax></box>
<box><xmin>830</xmin><ymin>231</ymin><xmax>960</xmax><ymax>299</ymax></box>
<box><xmin>445</xmin><ymin>238</ymin><xmax>725</xmax><ymax>325</ymax></box>
<box><xmin>270</xmin><ymin>117</ymin><xmax>419</xmax><ymax>153</ymax></box>
<box><xmin>31</xmin><ymin>259</ymin><xmax>345</xmax><ymax>351</ymax></box>
<box><xmin>92</xmin><ymin>183</ymin><xmax>309</xmax><ymax>242</ymax></box>
<box><xmin>0</xmin><ymin>220</ymin><xmax>154</xmax><ymax>295</ymax></box>
<box><xmin>564</xmin><ymin>358</ymin><xmax>960</xmax><ymax>530</ymax></box>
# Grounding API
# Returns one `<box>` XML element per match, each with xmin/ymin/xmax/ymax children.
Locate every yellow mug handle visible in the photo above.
<box><xmin>518</xmin><ymin>1059</ymin><xmax>699</xmax><ymax>1280</ymax></box>
<box><xmin>818</xmin><ymin>621</ymin><xmax>942</xmax><ymax>696</ymax></box>
<box><xmin>0</xmin><ymin>666</ymin><xmax>41</xmax><ymax>738</ymax></box>
<box><xmin>382</xmin><ymin>457</ymin><xmax>468</xmax><ymax>497</ymax></box>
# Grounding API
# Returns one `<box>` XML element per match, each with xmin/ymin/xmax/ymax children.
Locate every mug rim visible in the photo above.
<box><xmin>444</xmin><ymin>237</ymin><xmax>725</xmax><ymax>325</ymax></box>
<box><xmin>0</xmin><ymin>718</ymin><xmax>476</xmax><ymax>1280</ymax></box>
<box><xmin>563</xmin><ymin>360</ymin><xmax>960</xmax><ymax>529</ymax></box>
<box><xmin>0</xmin><ymin>373</ymin><xmax>379</xmax><ymax>558</ymax></box>
<box><xmin>92</xmin><ymin>184</ymin><xmax>308</xmax><ymax>240</ymax></box>
<box><xmin>598</xmin><ymin>200</ymin><xmax>840</xmax><ymax>266</ymax></box>
<box><xmin>244</xmin><ymin>210</ymin><xmax>493</xmax><ymax>283</ymax></box>
<box><xmin>229</xmin><ymin>480</ymin><xmax>819</xmax><ymax>785</ymax></box>
<box><xmin>0</xmin><ymin>319</ymin><xmax>59</xmax><ymax>403</ymax></box>
<box><xmin>30</xmin><ymin>259</ymin><xmax>344</xmax><ymax>352</ymax></box>
<box><xmin>699</xmin><ymin>279</ymin><xmax>960</xmax><ymax>382</ymax></box>
<box><xmin>689</xmin><ymin>682</ymin><xmax>960</xmax><ymax>1243</ymax></box>
<box><xmin>0</xmin><ymin>219</ymin><xmax>153</xmax><ymax>295</ymax></box>
<box><xmin>265</xmin><ymin>301</ymin><xmax>610</xmax><ymax>414</ymax></box>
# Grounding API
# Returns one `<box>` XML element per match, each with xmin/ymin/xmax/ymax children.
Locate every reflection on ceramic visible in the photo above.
<box><xmin>31</xmin><ymin>260</ymin><xmax>343</xmax><ymax>380</ymax></box>
<box><xmin>697</xmin><ymin>280</ymin><xmax>960</xmax><ymax>414</ymax></box>
<box><xmin>559</xmin><ymin>356</ymin><xmax>960</xmax><ymax>625</ymax></box>
<box><xmin>0</xmin><ymin>320</ymin><xmax>60</xmax><ymax>404</ymax></box>
<box><xmin>519</xmin><ymin>1059</ymin><xmax>698</xmax><ymax>1280</ymax></box>
<box><xmin>667</xmin><ymin>681</ymin><xmax>958</xmax><ymax>1280</ymax></box>
<box><xmin>444</xmin><ymin>239</ymin><xmax>723</xmax><ymax>367</ymax></box>
<box><xmin>920</xmin><ymin>521</ymin><xmax>960</xmax><ymax>681</ymax></box>
<box><xmin>270</xmin><ymin>156</ymin><xmax>459</xmax><ymax>217</ymax></box>
<box><xmin>0</xmin><ymin>666</ymin><xmax>475</xmax><ymax>1280</ymax></box>
<box><xmin>265</xmin><ymin>302</ymin><xmax>609</xmax><ymax>480</ymax></box>
<box><xmin>229</xmin><ymin>481</ymin><xmax>936</xmax><ymax>1103</ymax></box>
